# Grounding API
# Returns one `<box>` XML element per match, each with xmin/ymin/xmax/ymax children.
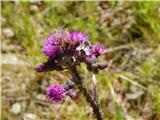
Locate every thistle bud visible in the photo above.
<box><xmin>97</xmin><ymin>62</ymin><xmax>108</xmax><ymax>69</ymax></box>
<box><xmin>34</xmin><ymin>61</ymin><xmax>63</xmax><ymax>72</ymax></box>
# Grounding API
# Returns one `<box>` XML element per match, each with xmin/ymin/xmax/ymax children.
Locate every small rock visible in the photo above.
<box><xmin>11</xmin><ymin>103</ymin><xmax>21</xmax><ymax>115</ymax></box>
<box><xmin>23</xmin><ymin>113</ymin><xmax>37</xmax><ymax>120</ymax></box>
<box><xmin>3</xmin><ymin>28</ymin><xmax>14</xmax><ymax>38</ymax></box>
<box><xmin>1</xmin><ymin>54</ymin><xmax>18</xmax><ymax>65</ymax></box>
<box><xmin>29</xmin><ymin>5</ymin><xmax>39</xmax><ymax>13</ymax></box>
<box><xmin>1</xmin><ymin>54</ymin><xmax>28</xmax><ymax>65</ymax></box>
<box><xmin>126</xmin><ymin>115</ymin><xmax>135</xmax><ymax>120</ymax></box>
<box><xmin>36</xmin><ymin>94</ymin><xmax>46</xmax><ymax>101</ymax></box>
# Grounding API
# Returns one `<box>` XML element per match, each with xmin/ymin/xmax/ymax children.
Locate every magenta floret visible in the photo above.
<box><xmin>47</xmin><ymin>84</ymin><xmax>65</xmax><ymax>102</ymax></box>
<box><xmin>70</xmin><ymin>30</ymin><xmax>88</xmax><ymax>43</ymax></box>
<box><xmin>89</xmin><ymin>43</ymin><xmax>104</xmax><ymax>56</ymax></box>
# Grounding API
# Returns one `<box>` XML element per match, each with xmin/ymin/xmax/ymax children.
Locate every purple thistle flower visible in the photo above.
<box><xmin>43</xmin><ymin>34</ymin><xmax>59</xmax><ymax>45</ymax></box>
<box><xmin>42</xmin><ymin>45</ymin><xmax>61</xmax><ymax>60</ymax></box>
<box><xmin>47</xmin><ymin>84</ymin><xmax>65</xmax><ymax>102</ymax></box>
<box><xmin>89</xmin><ymin>43</ymin><xmax>104</xmax><ymax>57</ymax></box>
<box><xmin>41</xmin><ymin>34</ymin><xmax>61</xmax><ymax>59</ymax></box>
<box><xmin>41</xmin><ymin>29</ymin><xmax>70</xmax><ymax>60</ymax></box>
<box><xmin>70</xmin><ymin>30</ymin><xmax>88</xmax><ymax>43</ymax></box>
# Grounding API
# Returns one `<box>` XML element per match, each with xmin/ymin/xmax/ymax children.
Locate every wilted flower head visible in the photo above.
<box><xmin>47</xmin><ymin>84</ymin><xmax>65</xmax><ymax>102</ymax></box>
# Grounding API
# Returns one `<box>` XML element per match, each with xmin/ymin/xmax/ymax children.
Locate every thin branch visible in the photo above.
<box><xmin>103</xmin><ymin>44</ymin><xmax>133</xmax><ymax>54</ymax></box>
<box><xmin>4</xmin><ymin>96</ymin><xmax>30</xmax><ymax>102</ymax></box>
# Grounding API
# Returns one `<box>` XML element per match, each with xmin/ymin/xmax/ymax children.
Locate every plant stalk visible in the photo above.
<box><xmin>68</xmin><ymin>64</ymin><xmax>102</xmax><ymax>120</ymax></box>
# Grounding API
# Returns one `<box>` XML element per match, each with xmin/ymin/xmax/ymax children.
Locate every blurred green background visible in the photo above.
<box><xmin>1</xmin><ymin>1</ymin><xmax>160</xmax><ymax>120</ymax></box>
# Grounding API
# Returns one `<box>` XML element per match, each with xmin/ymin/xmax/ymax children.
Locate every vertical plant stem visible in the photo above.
<box><xmin>68</xmin><ymin>64</ymin><xmax>102</xmax><ymax>120</ymax></box>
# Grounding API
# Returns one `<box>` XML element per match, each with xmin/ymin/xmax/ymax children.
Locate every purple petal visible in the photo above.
<box><xmin>89</xmin><ymin>43</ymin><xmax>104</xmax><ymax>56</ymax></box>
<box><xmin>46</xmin><ymin>84</ymin><xmax>65</xmax><ymax>102</ymax></box>
<box><xmin>70</xmin><ymin>30</ymin><xmax>88</xmax><ymax>43</ymax></box>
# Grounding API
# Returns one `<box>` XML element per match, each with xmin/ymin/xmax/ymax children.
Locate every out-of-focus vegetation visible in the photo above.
<box><xmin>1</xmin><ymin>1</ymin><xmax>160</xmax><ymax>120</ymax></box>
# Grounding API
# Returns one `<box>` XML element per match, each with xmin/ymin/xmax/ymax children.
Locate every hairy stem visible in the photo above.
<box><xmin>68</xmin><ymin>64</ymin><xmax>102</xmax><ymax>120</ymax></box>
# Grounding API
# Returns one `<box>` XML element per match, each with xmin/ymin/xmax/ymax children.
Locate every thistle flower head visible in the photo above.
<box><xmin>42</xmin><ymin>45</ymin><xmax>61</xmax><ymax>60</ymax></box>
<box><xmin>34</xmin><ymin>63</ymin><xmax>45</xmax><ymax>72</ymax></box>
<box><xmin>89</xmin><ymin>43</ymin><xmax>104</xmax><ymax>57</ymax></box>
<box><xmin>47</xmin><ymin>84</ymin><xmax>65</xmax><ymax>102</ymax></box>
<box><xmin>41</xmin><ymin>29</ymin><xmax>70</xmax><ymax>60</ymax></box>
<box><xmin>70</xmin><ymin>30</ymin><xmax>88</xmax><ymax>43</ymax></box>
<box><xmin>34</xmin><ymin>61</ymin><xmax>63</xmax><ymax>72</ymax></box>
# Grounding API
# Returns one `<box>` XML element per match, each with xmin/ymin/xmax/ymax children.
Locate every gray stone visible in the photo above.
<box><xmin>3</xmin><ymin>28</ymin><xmax>14</xmax><ymax>38</ymax></box>
<box><xmin>23</xmin><ymin>113</ymin><xmax>37</xmax><ymax>120</ymax></box>
<box><xmin>11</xmin><ymin>103</ymin><xmax>21</xmax><ymax>114</ymax></box>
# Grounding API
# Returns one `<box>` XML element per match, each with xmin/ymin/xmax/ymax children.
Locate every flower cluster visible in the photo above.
<box><xmin>35</xmin><ymin>29</ymin><xmax>107</xmax><ymax>102</ymax></box>
<box><xmin>41</xmin><ymin>29</ymin><xmax>88</xmax><ymax>60</ymax></box>
<box><xmin>35</xmin><ymin>29</ymin><xmax>106</xmax><ymax>72</ymax></box>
